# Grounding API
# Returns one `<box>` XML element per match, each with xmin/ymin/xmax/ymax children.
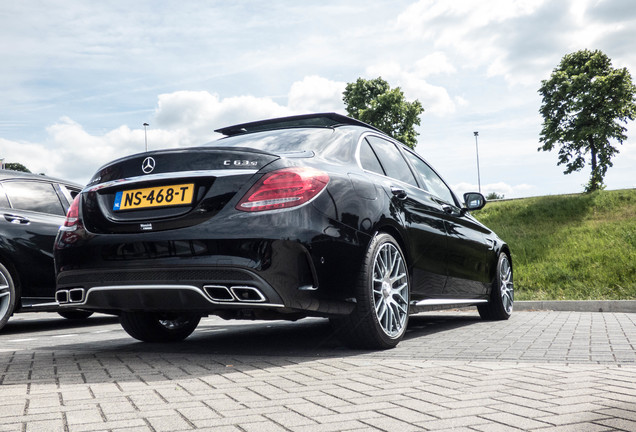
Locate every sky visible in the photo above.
<box><xmin>1</xmin><ymin>0</ymin><xmax>635</xmax><ymax>198</ymax></box>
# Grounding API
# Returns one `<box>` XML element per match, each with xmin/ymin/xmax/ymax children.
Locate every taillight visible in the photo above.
<box><xmin>236</xmin><ymin>167</ymin><xmax>329</xmax><ymax>212</ymax></box>
<box><xmin>64</xmin><ymin>195</ymin><xmax>80</xmax><ymax>227</ymax></box>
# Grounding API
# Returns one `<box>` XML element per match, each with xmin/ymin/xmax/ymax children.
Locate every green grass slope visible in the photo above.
<box><xmin>472</xmin><ymin>189</ymin><xmax>636</xmax><ymax>300</ymax></box>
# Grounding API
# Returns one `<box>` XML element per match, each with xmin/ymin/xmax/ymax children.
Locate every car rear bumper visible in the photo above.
<box><xmin>55</xmin><ymin>208</ymin><xmax>368</xmax><ymax>317</ymax></box>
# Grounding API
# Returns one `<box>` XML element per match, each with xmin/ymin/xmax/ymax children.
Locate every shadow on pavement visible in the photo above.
<box><xmin>1</xmin><ymin>313</ymin><xmax>119</xmax><ymax>336</ymax></box>
<box><xmin>9</xmin><ymin>312</ymin><xmax>482</xmax><ymax>357</ymax></box>
<box><xmin>0</xmin><ymin>312</ymin><xmax>484</xmax><ymax>386</ymax></box>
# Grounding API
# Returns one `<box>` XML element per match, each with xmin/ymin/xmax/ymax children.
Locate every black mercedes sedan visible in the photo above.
<box><xmin>54</xmin><ymin>113</ymin><xmax>513</xmax><ymax>349</ymax></box>
<box><xmin>1</xmin><ymin>170</ymin><xmax>93</xmax><ymax>331</ymax></box>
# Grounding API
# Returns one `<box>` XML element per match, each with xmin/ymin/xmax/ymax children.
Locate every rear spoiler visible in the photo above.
<box><xmin>215</xmin><ymin>112</ymin><xmax>382</xmax><ymax>136</ymax></box>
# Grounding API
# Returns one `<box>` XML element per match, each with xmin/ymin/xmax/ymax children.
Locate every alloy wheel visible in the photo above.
<box><xmin>0</xmin><ymin>272</ymin><xmax>10</xmax><ymax>319</ymax></box>
<box><xmin>372</xmin><ymin>242</ymin><xmax>409</xmax><ymax>338</ymax></box>
<box><xmin>499</xmin><ymin>255</ymin><xmax>514</xmax><ymax>314</ymax></box>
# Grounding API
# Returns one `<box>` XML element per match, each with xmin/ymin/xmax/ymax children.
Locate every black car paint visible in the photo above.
<box><xmin>54</xmin><ymin>118</ymin><xmax>509</xmax><ymax>322</ymax></box>
<box><xmin>0</xmin><ymin>170</ymin><xmax>80</xmax><ymax>308</ymax></box>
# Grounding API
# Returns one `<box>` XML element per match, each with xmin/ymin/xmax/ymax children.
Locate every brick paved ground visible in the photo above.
<box><xmin>1</xmin><ymin>310</ymin><xmax>635</xmax><ymax>431</ymax></box>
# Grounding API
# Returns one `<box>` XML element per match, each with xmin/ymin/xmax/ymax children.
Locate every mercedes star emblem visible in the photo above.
<box><xmin>142</xmin><ymin>157</ymin><xmax>156</xmax><ymax>174</ymax></box>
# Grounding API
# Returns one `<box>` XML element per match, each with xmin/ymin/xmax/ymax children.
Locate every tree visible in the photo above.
<box><xmin>538</xmin><ymin>49</ymin><xmax>636</xmax><ymax>192</ymax></box>
<box><xmin>343</xmin><ymin>77</ymin><xmax>424</xmax><ymax>149</ymax></box>
<box><xmin>4</xmin><ymin>162</ymin><xmax>31</xmax><ymax>173</ymax></box>
<box><xmin>486</xmin><ymin>192</ymin><xmax>504</xmax><ymax>200</ymax></box>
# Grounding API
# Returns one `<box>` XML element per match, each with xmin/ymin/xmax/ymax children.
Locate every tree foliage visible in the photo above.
<box><xmin>486</xmin><ymin>192</ymin><xmax>504</xmax><ymax>200</ymax></box>
<box><xmin>3</xmin><ymin>162</ymin><xmax>31</xmax><ymax>173</ymax></box>
<box><xmin>343</xmin><ymin>77</ymin><xmax>424</xmax><ymax>149</ymax></box>
<box><xmin>538</xmin><ymin>49</ymin><xmax>636</xmax><ymax>192</ymax></box>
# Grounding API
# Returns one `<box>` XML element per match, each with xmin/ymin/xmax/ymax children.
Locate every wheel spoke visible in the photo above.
<box><xmin>389</xmin><ymin>249</ymin><xmax>398</xmax><ymax>276</ymax></box>
<box><xmin>376</xmin><ymin>297</ymin><xmax>385</xmax><ymax>315</ymax></box>
<box><xmin>392</xmin><ymin>284</ymin><xmax>408</xmax><ymax>304</ymax></box>
<box><xmin>389</xmin><ymin>304</ymin><xmax>399</xmax><ymax>330</ymax></box>
<box><xmin>380</xmin><ymin>248</ymin><xmax>389</xmax><ymax>274</ymax></box>
<box><xmin>390</xmin><ymin>272</ymin><xmax>407</xmax><ymax>285</ymax></box>
<box><xmin>393</xmin><ymin>301</ymin><xmax>407</xmax><ymax>315</ymax></box>
<box><xmin>0</xmin><ymin>277</ymin><xmax>9</xmax><ymax>298</ymax></box>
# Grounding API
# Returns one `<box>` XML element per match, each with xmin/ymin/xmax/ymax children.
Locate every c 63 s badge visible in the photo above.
<box><xmin>224</xmin><ymin>160</ymin><xmax>258</xmax><ymax>167</ymax></box>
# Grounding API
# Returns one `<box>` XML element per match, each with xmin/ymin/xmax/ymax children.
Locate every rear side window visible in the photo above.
<box><xmin>359</xmin><ymin>139</ymin><xmax>385</xmax><ymax>176</ymax></box>
<box><xmin>366</xmin><ymin>136</ymin><xmax>417</xmax><ymax>187</ymax></box>
<box><xmin>403</xmin><ymin>151</ymin><xmax>456</xmax><ymax>205</ymax></box>
<box><xmin>0</xmin><ymin>184</ymin><xmax>9</xmax><ymax>208</ymax></box>
<box><xmin>3</xmin><ymin>181</ymin><xmax>66</xmax><ymax>216</ymax></box>
<box><xmin>59</xmin><ymin>184</ymin><xmax>81</xmax><ymax>211</ymax></box>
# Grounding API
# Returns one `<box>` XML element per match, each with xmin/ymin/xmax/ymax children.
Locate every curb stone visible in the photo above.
<box><xmin>515</xmin><ymin>300</ymin><xmax>636</xmax><ymax>313</ymax></box>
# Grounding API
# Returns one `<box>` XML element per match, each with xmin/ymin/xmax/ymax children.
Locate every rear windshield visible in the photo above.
<box><xmin>206</xmin><ymin>128</ymin><xmax>357</xmax><ymax>163</ymax></box>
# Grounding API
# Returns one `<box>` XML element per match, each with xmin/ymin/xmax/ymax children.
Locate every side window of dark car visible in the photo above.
<box><xmin>403</xmin><ymin>151</ymin><xmax>456</xmax><ymax>205</ymax></box>
<box><xmin>3</xmin><ymin>181</ymin><xmax>66</xmax><ymax>216</ymax></box>
<box><xmin>365</xmin><ymin>136</ymin><xmax>418</xmax><ymax>187</ymax></box>
<box><xmin>359</xmin><ymin>139</ymin><xmax>385</xmax><ymax>176</ymax></box>
<box><xmin>59</xmin><ymin>184</ymin><xmax>80</xmax><ymax>211</ymax></box>
<box><xmin>0</xmin><ymin>184</ymin><xmax>10</xmax><ymax>208</ymax></box>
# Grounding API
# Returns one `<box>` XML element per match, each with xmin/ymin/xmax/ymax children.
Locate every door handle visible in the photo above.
<box><xmin>391</xmin><ymin>187</ymin><xmax>407</xmax><ymax>200</ymax></box>
<box><xmin>4</xmin><ymin>214</ymin><xmax>30</xmax><ymax>225</ymax></box>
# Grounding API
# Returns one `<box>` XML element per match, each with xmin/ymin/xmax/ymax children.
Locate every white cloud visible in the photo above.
<box><xmin>2</xmin><ymin>1</ymin><xmax>635</xmax><ymax>197</ymax></box>
<box><xmin>393</xmin><ymin>0</ymin><xmax>636</xmax><ymax>87</ymax></box>
<box><xmin>365</xmin><ymin>62</ymin><xmax>457</xmax><ymax>115</ymax></box>
<box><xmin>287</xmin><ymin>76</ymin><xmax>346</xmax><ymax>113</ymax></box>
<box><xmin>1</xmin><ymin>76</ymin><xmax>348</xmax><ymax>184</ymax></box>
<box><xmin>1</xmin><ymin>117</ymin><xmax>139</xmax><ymax>184</ymax></box>
<box><xmin>154</xmin><ymin>91</ymin><xmax>292</xmax><ymax>146</ymax></box>
<box><xmin>414</xmin><ymin>52</ymin><xmax>457</xmax><ymax>77</ymax></box>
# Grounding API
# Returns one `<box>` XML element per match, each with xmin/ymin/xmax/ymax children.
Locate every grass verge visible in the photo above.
<box><xmin>472</xmin><ymin>189</ymin><xmax>636</xmax><ymax>301</ymax></box>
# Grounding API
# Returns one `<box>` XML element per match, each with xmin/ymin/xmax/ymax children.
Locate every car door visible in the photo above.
<box><xmin>361</xmin><ymin>136</ymin><xmax>448</xmax><ymax>298</ymax></box>
<box><xmin>0</xmin><ymin>180</ymin><xmax>68</xmax><ymax>302</ymax></box>
<box><xmin>401</xmin><ymin>150</ymin><xmax>491</xmax><ymax>298</ymax></box>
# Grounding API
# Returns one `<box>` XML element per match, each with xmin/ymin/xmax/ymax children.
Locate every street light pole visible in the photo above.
<box><xmin>474</xmin><ymin>131</ymin><xmax>481</xmax><ymax>194</ymax></box>
<box><xmin>143</xmin><ymin>123</ymin><xmax>149</xmax><ymax>152</ymax></box>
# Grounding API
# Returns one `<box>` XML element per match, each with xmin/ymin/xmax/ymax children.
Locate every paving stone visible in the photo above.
<box><xmin>25</xmin><ymin>419</ymin><xmax>66</xmax><ymax>432</ymax></box>
<box><xmin>2</xmin><ymin>311</ymin><xmax>636</xmax><ymax>432</ymax></box>
<box><xmin>480</xmin><ymin>411</ymin><xmax>554</xmax><ymax>429</ymax></box>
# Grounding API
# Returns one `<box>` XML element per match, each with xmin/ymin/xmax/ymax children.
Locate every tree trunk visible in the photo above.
<box><xmin>588</xmin><ymin>137</ymin><xmax>600</xmax><ymax>192</ymax></box>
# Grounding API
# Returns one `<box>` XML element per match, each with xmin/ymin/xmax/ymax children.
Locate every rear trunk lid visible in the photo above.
<box><xmin>81</xmin><ymin>147</ymin><xmax>279</xmax><ymax>234</ymax></box>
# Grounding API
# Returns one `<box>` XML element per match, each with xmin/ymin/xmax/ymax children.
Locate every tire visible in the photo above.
<box><xmin>120</xmin><ymin>311</ymin><xmax>201</xmax><ymax>342</ymax></box>
<box><xmin>0</xmin><ymin>262</ymin><xmax>17</xmax><ymax>331</ymax></box>
<box><xmin>478</xmin><ymin>253</ymin><xmax>514</xmax><ymax>320</ymax></box>
<box><xmin>331</xmin><ymin>233</ymin><xmax>410</xmax><ymax>349</ymax></box>
<box><xmin>58</xmin><ymin>310</ymin><xmax>94</xmax><ymax>320</ymax></box>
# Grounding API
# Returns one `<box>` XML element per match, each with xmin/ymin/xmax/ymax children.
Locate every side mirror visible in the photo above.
<box><xmin>463</xmin><ymin>192</ymin><xmax>486</xmax><ymax>211</ymax></box>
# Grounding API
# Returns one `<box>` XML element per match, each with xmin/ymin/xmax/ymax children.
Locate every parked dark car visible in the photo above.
<box><xmin>54</xmin><ymin>113</ymin><xmax>513</xmax><ymax>349</ymax></box>
<box><xmin>0</xmin><ymin>170</ymin><xmax>93</xmax><ymax>331</ymax></box>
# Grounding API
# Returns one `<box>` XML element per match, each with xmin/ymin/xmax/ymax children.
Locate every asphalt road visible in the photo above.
<box><xmin>1</xmin><ymin>309</ymin><xmax>635</xmax><ymax>431</ymax></box>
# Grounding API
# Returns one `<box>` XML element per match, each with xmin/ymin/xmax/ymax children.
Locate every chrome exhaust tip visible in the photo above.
<box><xmin>203</xmin><ymin>285</ymin><xmax>235</xmax><ymax>302</ymax></box>
<box><xmin>231</xmin><ymin>286</ymin><xmax>266</xmax><ymax>303</ymax></box>
<box><xmin>69</xmin><ymin>288</ymin><xmax>85</xmax><ymax>303</ymax></box>
<box><xmin>56</xmin><ymin>290</ymin><xmax>69</xmax><ymax>304</ymax></box>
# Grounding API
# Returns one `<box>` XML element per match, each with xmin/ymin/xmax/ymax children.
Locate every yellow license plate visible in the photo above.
<box><xmin>113</xmin><ymin>183</ymin><xmax>195</xmax><ymax>211</ymax></box>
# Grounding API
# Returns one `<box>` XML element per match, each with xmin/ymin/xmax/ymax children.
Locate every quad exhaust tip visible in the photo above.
<box><xmin>204</xmin><ymin>285</ymin><xmax>267</xmax><ymax>303</ymax></box>
<box><xmin>56</xmin><ymin>288</ymin><xmax>85</xmax><ymax>304</ymax></box>
<box><xmin>56</xmin><ymin>285</ymin><xmax>267</xmax><ymax>305</ymax></box>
